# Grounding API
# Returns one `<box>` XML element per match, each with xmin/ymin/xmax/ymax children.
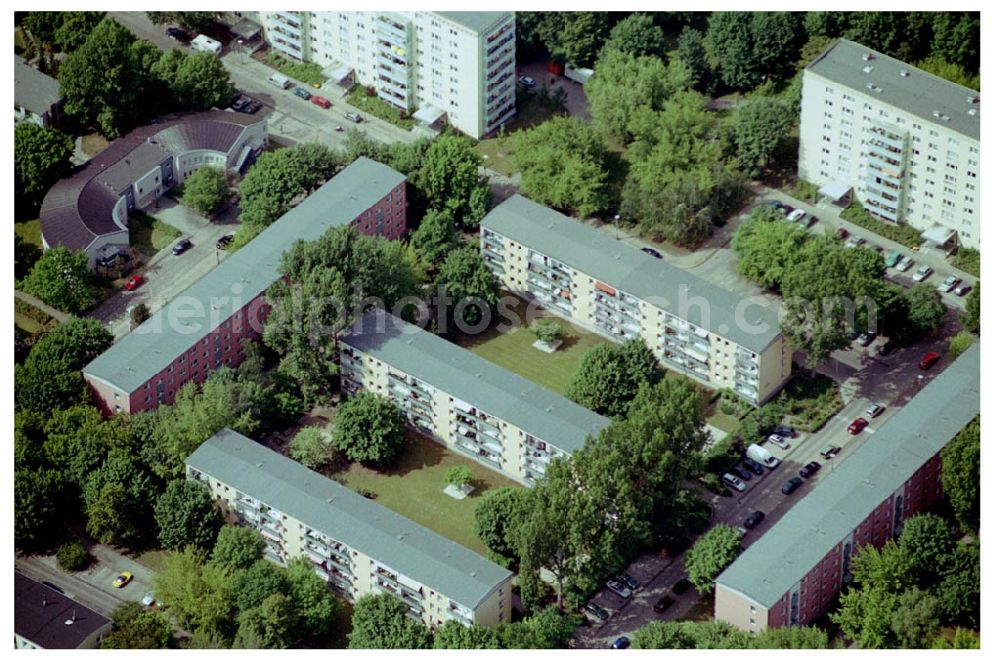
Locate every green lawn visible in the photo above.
<box><xmin>345</xmin><ymin>85</ymin><xmax>416</xmax><ymax>130</ymax></box>
<box><xmin>15</xmin><ymin>219</ymin><xmax>42</xmax><ymax>248</ymax></box>
<box><xmin>455</xmin><ymin>312</ymin><xmax>608</xmax><ymax>395</ymax></box>
<box><xmin>331</xmin><ymin>432</ymin><xmax>520</xmax><ymax>555</ymax></box>
<box><xmin>129</xmin><ymin>211</ymin><xmax>181</xmax><ymax>256</ymax></box>
<box><xmin>135</xmin><ymin>548</ymin><xmax>171</xmax><ymax>573</ymax></box>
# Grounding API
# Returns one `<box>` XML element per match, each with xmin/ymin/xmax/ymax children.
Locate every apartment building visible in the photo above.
<box><xmin>83</xmin><ymin>157</ymin><xmax>406</xmax><ymax>416</ymax></box>
<box><xmin>15</xmin><ymin>55</ymin><xmax>63</xmax><ymax>128</ymax></box>
<box><xmin>259</xmin><ymin>11</ymin><xmax>516</xmax><ymax>138</ymax></box>
<box><xmin>338</xmin><ymin>310</ymin><xmax>610</xmax><ymax>484</ymax></box>
<box><xmin>800</xmin><ymin>39</ymin><xmax>981</xmax><ymax>248</ymax></box>
<box><xmin>187</xmin><ymin>428</ymin><xmax>513</xmax><ymax>628</ymax></box>
<box><xmin>715</xmin><ymin>344</ymin><xmax>980</xmax><ymax>632</ymax></box>
<box><xmin>480</xmin><ymin>196</ymin><xmax>792</xmax><ymax>405</ymax></box>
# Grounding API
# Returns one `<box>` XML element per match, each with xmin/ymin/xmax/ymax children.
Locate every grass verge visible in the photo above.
<box><xmin>950</xmin><ymin>247</ymin><xmax>979</xmax><ymax>277</ymax></box>
<box><xmin>265</xmin><ymin>52</ymin><xmax>326</xmax><ymax>87</ymax></box>
<box><xmin>840</xmin><ymin>201</ymin><xmax>924</xmax><ymax>248</ymax></box>
<box><xmin>345</xmin><ymin>85</ymin><xmax>416</xmax><ymax>130</ymax></box>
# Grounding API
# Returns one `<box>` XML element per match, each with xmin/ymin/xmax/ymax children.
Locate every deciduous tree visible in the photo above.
<box><xmin>705</xmin><ymin>12</ymin><xmax>803</xmax><ymax>91</ymax></box>
<box><xmin>347</xmin><ymin>594</ymin><xmax>432</xmax><ymax>649</ymax></box>
<box><xmin>415</xmin><ymin>135</ymin><xmax>490</xmax><ymax>229</ymax></box>
<box><xmin>684</xmin><ymin>524</ymin><xmax>743</xmax><ymax>593</ymax></box>
<box><xmin>14</xmin><ymin>123</ymin><xmax>74</xmax><ymax>203</ymax></box>
<box><xmin>181</xmin><ymin>167</ymin><xmax>229</xmax><ymax>215</ymax></box>
<box><xmin>172</xmin><ymin>52</ymin><xmax>235</xmax><ymax>111</ymax></box>
<box><xmin>332</xmin><ymin>392</ymin><xmax>405</xmax><ymax>467</ymax></box>
<box><xmin>727</xmin><ymin>96</ymin><xmax>796</xmax><ymax>177</ymax></box>
<box><xmin>940</xmin><ymin>417</ymin><xmax>979</xmax><ymax>532</ymax></box>
<box><xmin>474</xmin><ymin>487</ymin><xmax>528</xmax><ymax>565</ymax></box>
<box><xmin>101</xmin><ymin>602</ymin><xmax>174</xmax><ymax>649</ymax></box>
<box><xmin>565</xmin><ymin>338</ymin><xmax>662</xmax><ymax>417</ymax></box>
<box><xmin>83</xmin><ymin>456</ymin><xmax>158</xmax><ymax>545</ymax></box>
<box><xmin>211</xmin><ymin>526</ymin><xmax>264</xmax><ymax>572</ymax></box>
<box><xmin>603</xmin><ymin>13</ymin><xmax>667</xmax><ymax>60</ymax></box>
<box><xmin>288</xmin><ymin>426</ymin><xmax>336</xmax><ymax>470</ymax></box>
<box><xmin>19</xmin><ymin>247</ymin><xmax>97</xmax><ymax>315</ymax></box>
<box><xmin>433</xmin><ymin>246</ymin><xmax>500</xmax><ymax>330</ymax></box>
<box><xmin>155</xmin><ymin>478</ymin><xmax>221</xmax><ymax>551</ymax></box>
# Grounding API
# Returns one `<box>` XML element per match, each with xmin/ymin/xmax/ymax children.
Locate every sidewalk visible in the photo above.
<box><xmin>15</xmin><ymin>289</ymin><xmax>70</xmax><ymax>323</ymax></box>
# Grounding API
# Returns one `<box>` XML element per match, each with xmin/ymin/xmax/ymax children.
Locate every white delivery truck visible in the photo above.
<box><xmin>746</xmin><ymin>444</ymin><xmax>780</xmax><ymax>469</ymax></box>
<box><xmin>268</xmin><ymin>72</ymin><xmax>292</xmax><ymax>89</ymax></box>
<box><xmin>191</xmin><ymin>34</ymin><xmax>222</xmax><ymax>56</ymax></box>
<box><xmin>564</xmin><ymin>64</ymin><xmax>594</xmax><ymax>85</ymax></box>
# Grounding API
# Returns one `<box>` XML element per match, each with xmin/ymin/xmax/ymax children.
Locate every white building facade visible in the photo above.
<box><xmin>799</xmin><ymin>39</ymin><xmax>981</xmax><ymax>248</ymax></box>
<box><xmin>259</xmin><ymin>11</ymin><xmax>516</xmax><ymax>138</ymax></box>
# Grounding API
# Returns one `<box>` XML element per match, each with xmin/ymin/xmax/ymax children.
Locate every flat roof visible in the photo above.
<box><xmin>14</xmin><ymin>572</ymin><xmax>112</xmax><ymax>649</ymax></box>
<box><xmin>481</xmin><ymin>195</ymin><xmax>783</xmax><ymax>353</ymax></box>
<box><xmin>806</xmin><ymin>39</ymin><xmax>980</xmax><ymax>141</ymax></box>
<box><xmin>186</xmin><ymin>429</ymin><xmax>512</xmax><ymax>610</ymax></box>
<box><xmin>340</xmin><ymin>310</ymin><xmax>610</xmax><ymax>455</ymax></box>
<box><xmin>84</xmin><ymin>157</ymin><xmax>405</xmax><ymax>394</ymax></box>
<box><xmin>14</xmin><ymin>55</ymin><xmax>61</xmax><ymax>115</ymax></box>
<box><xmin>716</xmin><ymin>344</ymin><xmax>980</xmax><ymax>608</ymax></box>
<box><xmin>433</xmin><ymin>11</ymin><xmax>511</xmax><ymax>34</ymax></box>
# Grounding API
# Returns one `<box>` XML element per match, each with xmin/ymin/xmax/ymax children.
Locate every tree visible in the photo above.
<box><xmin>929</xmin><ymin>12</ymin><xmax>979</xmax><ymax>75</ymax></box>
<box><xmin>154</xmin><ymin>548</ymin><xmax>234</xmax><ymax>640</ymax></box>
<box><xmin>409</xmin><ymin>209</ymin><xmax>459</xmax><ymax>270</ymax></box>
<box><xmin>890</xmin><ymin>587</ymin><xmax>940</xmax><ymax>648</ymax></box>
<box><xmin>14</xmin><ymin>123</ymin><xmax>74</xmax><ymax>203</ymax></box>
<box><xmin>415</xmin><ymin>135</ymin><xmax>490</xmax><ymax>229</ymax></box>
<box><xmin>101</xmin><ymin>602</ymin><xmax>173</xmax><ymax>649</ymax></box>
<box><xmin>444</xmin><ymin>466</ymin><xmax>474</xmax><ymax>489</ymax></box>
<box><xmin>146</xmin><ymin>11</ymin><xmax>215</xmax><ymax>32</ymax></box>
<box><xmin>684</xmin><ymin>524</ymin><xmax>743</xmax><ymax>593</ymax></box>
<box><xmin>19</xmin><ymin>247</ymin><xmax>97</xmax><ymax>315</ymax></box>
<box><xmin>53</xmin><ymin>11</ymin><xmax>105</xmax><ymax>53</ymax></box>
<box><xmin>231</xmin><ymin>560</ymin><xmax>289</xmax><ymax>613</ymax></box>
<box><xmin>42</xmin><ymin>405</ymin><xmax>130</xmax><ymax>486</ymax></box>
<box><xmin>632</xmin><ymin>620</ymin><xmax>751</xmax><ymax>648</ymax></box>
<box><xmin>565</xmin><ymin>338</ymin><xmax>662</xmax><ymax>417</ymax></box>
<box><xmin>172</xmin><ymin>52</ymin><xmax>235</xmax><ymax>111</ymax></box>
<box><xmin>548</xmin><ymin>11</ymin><xmax>610</xmax><ymax>68</ymax></box>
<box><xmin>750</xmin><ymin>625</ymin><xmax>829</xmax><ymax>648</ymax></box>
<box><xmin>530</xmin><ymin>318</ymin><xmax>563</xmax><ymax>344</ymax></box>
<box><xmin>211</xmin><ymin>526</ymin><xmax>264</xmax><ymax>572</ymax></box>
<box><xmin>83</xmin><ymin>456</ymin><xmax>159</xmax><ymax>545</ymax></box>
<box><xmin>508</xmin><ymin>116</ymin><xmax>611</xmax><ymax>217</ymax></box>
<box><xmin>130</xmin><ymin>302</ymin><xmax>151</xmax><ymax>327</ymax></box>
<box><xmin>676</xmin><ymin>27</ymin><xmax>713</xmax><ymax>92</ymax></box>
<box><xmin>15</xmin><ymin>317</ymin><xmax>112</xmax><ymax>414</ymax></box>
<box><xmin>932</xmin><ymin>627</ymin><xmax>980</xmax><ymax>649</ymax></box>
<box><xmin>897</xmin><ymin>514</ymin><xmax>955</xmax><ymax>586</ymax></box>
<box><xmin>585</xmin><ymin>49</ymin><xmax>676</xmax><ymax>143</ymax></box>
<box><xmin>497</xmin><ymin>606</ymin><xmax>580</xmax><ymax>648</ymax></box>
<box><xmin>916</xmin><ymin>56</ymin><xmax>979</xmax><ymax>90</ymax></box>
<box><xmin>727</xmin><ymin>96</ymin><xmax>796</xmax><ymax>177</ymax></box>
<box><xmin>706</xmin><ymin>12</ymin><xmax>803</xmax><ymax>91</ymax></box>
<box><xmin>433</xmin><ymin>246</ymin><xmax>500</xmax><ymax>330</ymax></box>
<box><xmin>959</xmin><ymin>281</ymin><xmax>979</xmax><ymax>335</ymax></box>
<box><xmin>474</xmin><ymin>487</ymin><xmax>527</xmax><ymax>565</ymax></box>
<box><xmin>332</xmin><ymin>392</ymin><xmax>405</xmax><ymax>467</ymax></box>
<box><xmin>15</xmin><ymin>468</ymin><xmax>68</xmax><ymax>550</ymax></box>
<box><xmin>233</xmin><ymin>592</ymin><xmax>299</xmax><ymax>649</ymax></box>
<box><xmin>56</xmin><ymin>541</ymin><xmax>90</xmax><ymax>571</ymax></box>
<box><xmin>288</xmin><ymin>426</ymin><xmax>336</xmax><ymax>470</ymax></box>
<box><xmin>935</xmin><ymin>539</ymin><xmax>979</xmax><ymax>629</ymax></box>
<box><xmin>732</xmin><ymin>211</ymin><xmax>809</xmax><ymax>290</ymax></box>
<box><xmin>603</xmin><ymin>13</ymin><xmax>667</xmax><ymax>59</ymax></box>
<box><xmin>904</xmin><ymin>284</ymin><xmax>946</xmax><ymax>335</ymax></box>
<box><xmin>940</xmin><ymin>417</ymin><xmax>979</xmax><ymax>532</ymax></box>
<box><xmin>57</xmin><ymin>18</ymin><xmax>153</xmax><ymax>137</ymax></box>
<box><xmin>347</xmin><ymin>594</ymin><xmax>432</xmax><ymax>649</ymax></box>
<box><xmin>181</xmin><ymin>167</ymin><xmax>229</xmax><ymax>215</ymax></box>
<box><xmin>14</xmin><ymin>235</ymin><xmax>42</xmax><ymax>281</ymax></box>
<box><xmin>22</xmin><ymin>12</ymin><xmax>64</xmax><ymax>44</ymax></box>
<box><xmin>285</xmin><ymin>557</ymin><xmax>339</xmax><ymax>637</ymax></box>
<box><xmin>433</xmin><ymin>622</ymin><xmax>502</xmax><ymax>649</ymax></box>
<box><xmin>154</xmin><ymin>479</ymin><xmax>222</xmax><ymax>551</ymax></box>
<box><xmin>948</xmin><ymin>330</ymin><xmax>975</xmax><ymax>359</ymax></box>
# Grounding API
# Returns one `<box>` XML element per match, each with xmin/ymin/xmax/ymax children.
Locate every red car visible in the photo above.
<box><xmin>836</xmin><ymin>227</ymin><xmax>850</xmax><ymax>240</ymax></box>
<box><xmin>124</xmin><ymin>274</ymin><xmax>144</xmax><ymax>291</ymax></box>
<box><xmin>918</xmin><ymin>351</ymin><xmax>941</xmax><ymax>371</ymax></box>
<box><xmin>310</xmin><ymin>95</ymin><xmax>331</xmax><ymax>109</ymax></box>
<box><xmin>847</xmin><ymin>417</ymin><xmax>869</xmax><ymax>435</ymax></box>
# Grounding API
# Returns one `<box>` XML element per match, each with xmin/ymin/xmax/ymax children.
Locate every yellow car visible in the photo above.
<box><xmin>113</xmin><ymin>571</ymin><xmax>133</xmax><ymax>588</ymax></box>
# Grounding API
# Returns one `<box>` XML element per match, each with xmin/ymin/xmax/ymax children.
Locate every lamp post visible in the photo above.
<box><xmin>614</xmin><ymin>214</ymin><xmax>621</xmax><ymax>240</ymax></box>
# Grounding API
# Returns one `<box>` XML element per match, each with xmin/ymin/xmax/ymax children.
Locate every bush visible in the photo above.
<box><xmin>530</xmin><ymin>319</ymin><xmax>563</xmax><ymax>344</ymax></box>
<box><xmin>951</xmin><ymin>247</ymin><xmax>980</xmax><ymax>277</ymax></box>
<box><xmin>840</xmin><ymin>202</ymin><xmax>924</xmax><ymax>248</ymax></box>
<box><xmin>56</xmin><ymin>541</ymin><xmax>90</xmax><ymax>571</ymax></box>
<box><xmin>345</xmin><ymin>85</ymin><xmax>416</xmax><ymax>130</ymax></box>
<box><xmin>948</xmin><ymin>331</ymin><xmax>976</xmax><ymax>360</ymax></box>
<box><xmin>444</xmin><ymin>466</ymin><xmax>474</xmax><ymax>490</ymax></box>
<box><xmin>793</xmin><ymin>180</ymin><xmax>819</xmax><ymax>204</ymax></box>
<box><xmin>264</xmin><ymin>52</ymin><xmax>325</xmax><ymax>86</ymax></box>
<box><xmin>700</xmin><ymin>472</ymin><xmax>730</xmax><ymax>496</ymax></box>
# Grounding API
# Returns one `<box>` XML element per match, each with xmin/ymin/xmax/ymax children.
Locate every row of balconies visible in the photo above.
<box><xmin>486</xmin><ymin>31</ymin><xmax>515</xmax><ymax>57</ymax></box>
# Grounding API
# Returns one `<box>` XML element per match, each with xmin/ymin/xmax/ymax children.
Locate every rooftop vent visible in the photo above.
<box><xmin>941</xmin><ymin>115</ymin><xmax>951</xmax><ymax>122</ymax></box>
<box><xmin>256</xmin><ymin>462</ymin><xmax>263</xmax><ymax>468</ymax></box>
<box><xmin>900</xmin><ymin>70</ymin><xmax>910</xmax><ymax>77</ymax></box>
<box><xmin>863</xmin><ymin>66</ymin><xmax>873</xmax><ymax>74</ymax></box>
<box><xmin>968</xmin><ymin>109</ymin><xmax>977</xmax><ymax>117</ymax></box>
<box><xmin>862</xmin><ymin>53</ymin><xmax>874</xmax><ymax>62</ymax></box>
<box><xmin>932</xmin><ymin>110</ymin><xmax>941</xmax><ymax>118</ymax></box>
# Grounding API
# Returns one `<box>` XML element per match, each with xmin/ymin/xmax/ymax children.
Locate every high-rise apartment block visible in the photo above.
<box><xmin>799</xmin><ymin>39</ymin><xmax>981</xmax><ymax>248</ymax></box>
<box><xmin>259</xmin><ymin>11</ymin><xmax>516</xmax><ymax>138</ymax></box>
<box><xmin>480</xmin><ymin>196</ymin><xmax>792</xmax><ymax>405</ymax></box>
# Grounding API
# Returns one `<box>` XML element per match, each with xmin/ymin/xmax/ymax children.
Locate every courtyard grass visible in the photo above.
<box><xmin>128</xmin><ymin>211</ymin><xmax>181</xmax><ymax>256</ymax></box>
<box><xmin>331</xmin><ymin>431</ymin><xmax>520</xmax><ymax>555</ymax></box>
<box><xmin>15</xmin><ymin>218</ymin><xmax>42</xmax><ymax>248</ymax></box>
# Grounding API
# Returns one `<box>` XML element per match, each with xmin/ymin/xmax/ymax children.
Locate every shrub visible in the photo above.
<box><xmin>444</xmin><ymin>466</ymin><xmax>474</xmax><ymax>490</ymax></box>
<box><xmin>948</xmin><ymin>331</ymin><xmax>975</xmax><ymax>360</ymax></box>
<box><xmin>56</xmin><ymin>541</ymin><xmax>90</xmax><ymax>571</ymax></box>
<box><xmin>530</xmin><ymin>319</ymin><xmax>563</xmax><ymax>344</ymax></box>
<box><xmin>951</xmin><ymin>247</ymin><xmax>980</xmax><ymax>277</ymax></box>
<box><xmin>840</xmin><ymin>202</ymin><xmax>923</xmax><ymax>247</ymax></box>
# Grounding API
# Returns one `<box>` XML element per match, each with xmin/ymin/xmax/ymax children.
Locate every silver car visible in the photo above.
<box><xmin>912</xmin><ymin>265</ymin><xmax>933</xmax><ymax>282</ymax></box>
<box><xmin>606</xmin><ymin>579</ymin><xmax>632</xmax><ymax>599</ymax></box>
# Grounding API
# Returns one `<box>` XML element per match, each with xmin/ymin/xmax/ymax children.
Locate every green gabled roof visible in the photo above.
<box><xmin>481</xmin><ymin>195</ymin><xmax>784</xmax><ymax>353</ymax></box>
<box><xmin>340</xmin><ymin>310</ymin><xmax>610</xmax><ymax>456</ymax></box>
<box><xmin>716</xmin><ymin>344</ymin><xmax>980</xmax><ymax>608</ymax></box>
<box><xmin>83</xmin><ymin>157</ymin><xmax>405</xmax><ymax>394</ymax></box>
<box><xmin>186</xmin><ymin>428</ymin><xmax>512</xmax><ymax>610</ymax></box>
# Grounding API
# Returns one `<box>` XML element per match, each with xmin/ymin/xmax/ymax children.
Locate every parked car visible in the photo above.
<box><xmin>819</xmin><ymin>445</ymin><xmax>842</xmax><ymax>459</ymax></box>
<box><xmin>124</xmin><ymin>274</ymin><xmax>144</xmax><ymax>291</ymax></box>
<box><xmin>742</xmin><ymin>458</ymin><xmax>764</xmax><ymax>476</ymax></box>
<box><xmin>611</xmin><ymin>636</ymin><xmax>631</xmax><ymax>650</ymax></box>
<box><xmin>763</xmin><ymin>199</ymin><xmax>783</xmax><ymax>210</ymax></box>
<box><xmin>615</xmin><ymin>573</ymin><xmax>641</xmax><ymax>591</ymax></box>
<box><xmin>653</xmin><ymin>595</ymin><xmax>675</xmax><ymax>613</ymax></box>
<box><xmin>844</xmin><ymin>235</ymin><xmax>866</xmax><ymax>249</ymax></box>
<box><xmin>517</xmin><ymin>75</ymin><xmax>537</xmax><ymax>87</ymax></box>
<box><xmin>781</xmin><ymin>477</ymin><xmax>804</xmax><ymax>495</ymax></box>
<box><xmin>912</xmin><ymin>264</ymin><xmax>934</xmax><ymax>282</ymax></box>
<box><xmin>216</xmin><ymin>233</ymin><xmax>235</xmax><ymax>250</ymax></box>
<box><xmin>743</xmin><ymin>510</ymin><xmax>765</xmax><ymax>529</ymax></box>
<box><xmin>165</xmin><ymin>26</ymin><xmax>188</xmax><ymax>41</ymax></box>
<box><xmin>786</xmin><ymin>208</ymin><xmax>806</xmax><ymax>223</ymax></box>
<box><xmin>895</xmin><ymin>255</ymin><xmax>914</xmax><ymax>272</ymax></box>
<box><xmin>142</xmin><ymin>591</ymin><xmax>156</xmax><ymax>607</ymax></box>
<box><xmin>768</xmin><ymin>434</ymin><xmax>789</xmax><ymax>450</ymax></box>
<box><xmin>731</xmin><ymin>466</ymin><xmax>753</xmax><ymax>481</ymax></box>
<box><xmin>113</xmin><ymin>571</ymin><xmax>133</xmax><ymax>588</ymax></box>
<box><xmin>873</xmin><ymin>245</ymin><xmax>884</xmax><ymax>254</ymax></box>
<box><xmin>857</xmin><ymin>331</ymin><xmax>876</xmax><ymax>347</ymax></box>
<box><xmin>798</xmin><ymin>461</ymin><xmax>822</xmax><ymax>478</ymax></box>
<box><xmin>606</xmin><ymin>580</ymin><xmax>631</xmax><ymax>599</ymax></box>
<box><xmin>671</xmin><ymin>579</ymin><xmax>693</xmax><ymax>595</ymax></box>
<box><xmin>955</xmin><ymin>283</ymin><xmax>973</xmax><ymax>297</ymax></box>
<box><xmin>836</xmin><ymin>227</ymin><xmax>850</xmax><ymax>240</ymax></box>
<box><xmin>311</xmin><ymin>95</ymin><xmax>332</xmax><ymax>109</ymax></box>
<box><xmin>865</xmin><ymin>403</ymin><xmax>885</xmax><ymax>418</ymax></box>
<box><xmin>229</xmin><ymin>94</ymin><xmax>250</xmax><ymax>111</ymax></box>
<box><xmin>918</xmin><ymin>351</ymin><xmax>942</xmax><ymax>371</ymax></box>
<box><xmin>884</xmin><ymin>250</ymin><xmax>902</xmax><ymax>268</ymax></box>
<box><xmin>583</xmin><ymin>602</ymin><xmax>610</xmax><ymax>623</ymax></box>
<box><xmin>846</xmin><ymin>329</ymin><xmax>860</xmax><ymax>341</ymax></box>
<box><xmin>876</xmin><ymin>340</ymin><xmax>895</xmax><ymax>356</ymax></box>
<box><xmin>345</xmin><ymin>111</ymin><xmax>363</xmax><ymax>122</ymax></box>
<box><xmin>778</xmin><ymin>203</ymin><xmax>794</xmax><ymax>215</ymax></box>
<box><xmin>172</xmin><ymin>238</ymin><xmax>192</xmax><ymax>255</ymax></box>
<box><xmin>292</xmin><ymin>86</ymin><xmax>312</xmax><ymax>100</ymax></box>
<box><xmin>773</xmin><ymin>425</ymin><xmax>796</xmax><ymax>438</ymax></box>
<box><xmin>800</xmin><ymin>215</ymin><xmax>819</xmax><ymax>230</ymax></box>
<box><xmin>641</xmin><ymin>247</ymin><xmax>663</xmax><ymax>259</ymax></box>
<box><xmin>938</xmin><ymin>274</ymin><xmax>961</xmax><ymax>293</ymax></box>
<box><xmin>722</xmin><ymin>473</ymin><xmax>746</xmax><ymax>492</ymax></box>
<box><xmin>242</xmin><ymin>98</ymin><xmax>262</xmax><ymax>114</ymax></box>
<box><xmin>847</xmin><ymin>417</ymin><xmax>869</xmax><ymax>435</ymax></box>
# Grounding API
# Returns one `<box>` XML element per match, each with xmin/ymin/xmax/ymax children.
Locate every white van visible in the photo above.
<box><xmin>746</xmin><ymin>444</ymin><xmax>780</xmax><ymax>469</ymax></box>
<box><xmin>268</xmin><ymin>72</ymin><xmax>291</xmax><ymax>89</ymax></box>
<box><xmin>191</xmin><ymin>34</ymin><xmax>222</xmax><ymax>56</ymax></box>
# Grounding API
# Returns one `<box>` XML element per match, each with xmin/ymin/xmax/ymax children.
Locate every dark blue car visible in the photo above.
<box><xmin>611</xmin><ymin>636</ymin><xmax>631</xmax><ymax>649</ymax></box>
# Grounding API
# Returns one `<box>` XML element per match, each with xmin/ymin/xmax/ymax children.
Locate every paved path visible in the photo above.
<box><xmin>15</xmin><ymin>289</ymin><xmax>70</xmax><ymax>323</ymax></box>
